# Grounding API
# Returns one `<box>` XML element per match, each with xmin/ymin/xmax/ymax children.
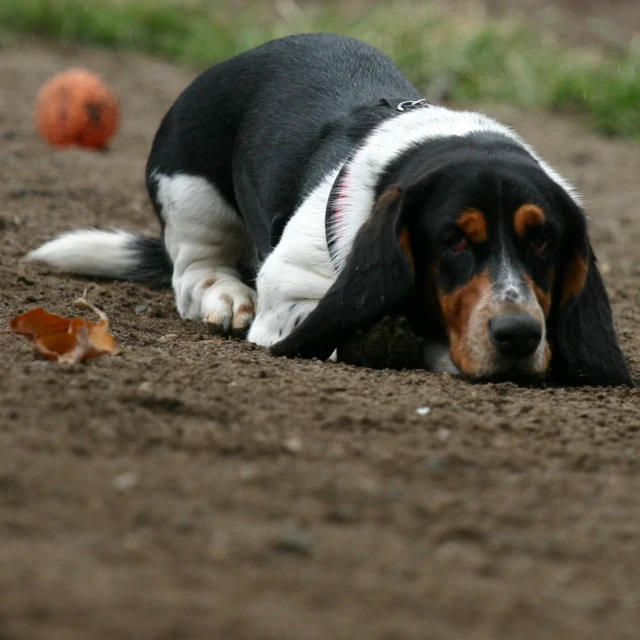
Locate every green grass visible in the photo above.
<box><xmin>1</xmin><ymin>0</ymin><xmax>639</xmax><ymax>137</ymax></box>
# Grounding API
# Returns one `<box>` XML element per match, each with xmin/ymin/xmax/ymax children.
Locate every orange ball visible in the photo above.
<box><xmin>35</xmin><ymin>69</ymin><xmax>120</xmax><ymax>150</ymax></box>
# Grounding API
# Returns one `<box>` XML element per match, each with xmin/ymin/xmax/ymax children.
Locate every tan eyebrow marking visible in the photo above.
<box><xmin>514</xmin><ymin>204</ymin><xmax>545</xmax><ymax>238</ymax></box>
<box><xmin>456</xmin><ymin>208</ymin><xmax>488</xmax><ymax>243</ymax></box>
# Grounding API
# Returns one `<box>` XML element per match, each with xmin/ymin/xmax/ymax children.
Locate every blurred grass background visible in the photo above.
<box><xmin>0</xmin><ymin>0</ymin><xmax>638</xmax><ymax>137</ymax></box>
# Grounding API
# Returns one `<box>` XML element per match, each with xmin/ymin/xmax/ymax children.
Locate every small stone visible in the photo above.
<box><xmin>133</xmin><ymin>304</ymin><xmax>148</xmax><ymax>314</ymax></box>
<box><xmin>137</xmin><ymin>381</ymin><xmax>152</xmax><ymax>393</ymax></box>
<box><xmin>160</xmin><ymin>333</ymin><xmax>179</xmax><ymax>342</ymax></box>
<box><xmin>113</xmin><ymin>472</ymin><xmax>138</xmax><ymax>492</ymax></box>
<box><xmin>416</xmin><ymin>407</ymin><xmax>431</xmax><ymax>416</ymax></box>
<box><xmin>274</xmin><ymin>529</ymin><xmax>312</xmax><ymax>555</ymax></box>
<box><xmin>282</xmin><ymin>435</ymin><xmax>303</xmax><ymax>454</ymax></box>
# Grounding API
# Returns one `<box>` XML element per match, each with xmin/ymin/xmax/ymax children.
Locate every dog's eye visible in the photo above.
<box><xmin>528</xmin><ymin>232</ymin><xmax>549</xmax><ymax>256</ymax></box>
<box><xmin>447</xmin><ymin>233</ymin><xmax>469</xmax><ymax>255</ymax></box>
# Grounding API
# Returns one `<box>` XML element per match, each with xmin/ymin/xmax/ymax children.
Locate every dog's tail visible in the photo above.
<box><xmin>26</xmin><ymin>229</ymin><xmax>172</xmax><ymax>287</ymax></box>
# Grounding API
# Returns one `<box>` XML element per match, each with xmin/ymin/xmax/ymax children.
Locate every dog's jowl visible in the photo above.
<box><xmin>27</xmin><ymin>33</ymin><xmax>632</xmax><ymax>386</ymax></box>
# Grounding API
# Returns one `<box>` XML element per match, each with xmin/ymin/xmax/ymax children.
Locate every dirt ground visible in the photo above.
<box><xmin>1</xmin><ymin>26</ymin><xmax>640</xmax><ymax>640</ymax></box>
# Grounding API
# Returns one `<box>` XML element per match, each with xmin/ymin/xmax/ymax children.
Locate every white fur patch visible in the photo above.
<box><xmin>152</xmin><ymin>172</ymin><xmax>257</xmax><ymax>327</ymax></box>
<box><xmin>25</xmin><ymin>229</ymin><xmax>139</xmax><ymax>278</ymax></box>
<box><xmin>247</xmin><ymin>169</ymin><xmax>339</xmax><ymax>346</ymax></box>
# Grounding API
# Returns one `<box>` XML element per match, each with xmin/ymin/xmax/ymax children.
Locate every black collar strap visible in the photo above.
<box><xmin>325</xmin><ymin>97</ymin><xmax>430</xmax><ymax>267</ymax></box>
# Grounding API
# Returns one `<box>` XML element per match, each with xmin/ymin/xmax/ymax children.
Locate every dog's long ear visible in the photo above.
<box><xmin>270</xmin><ymin>187</ymin><xmax>416</xmax><ymax>360</ymax></box>
<box><xmin>552</xmin><ymin>210</ymin><xmax>632</xmax><ymax>387</ymax></box>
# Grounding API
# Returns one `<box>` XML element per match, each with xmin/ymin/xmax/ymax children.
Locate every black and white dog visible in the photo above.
<box><xmin>28</xmin><ymin>33</ymin><xmax>632</xmax><ymax>386</ymax></box>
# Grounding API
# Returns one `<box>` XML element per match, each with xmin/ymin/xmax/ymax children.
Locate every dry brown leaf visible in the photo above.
<box><xmin>7</xmin><ymin>298</ymin><xmax>118</xmax><ymax>363</ymax></box>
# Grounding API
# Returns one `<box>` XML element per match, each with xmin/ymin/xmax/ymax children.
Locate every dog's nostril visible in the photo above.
<box><xmin>503</xmin><ymin>287</ymin><xmax>520</xmax><ymax>302</ymax></box>
<box><xmin>489</xmin><ymin>314</ymin><xmax>542</xmax><ymax>359</ymax></box>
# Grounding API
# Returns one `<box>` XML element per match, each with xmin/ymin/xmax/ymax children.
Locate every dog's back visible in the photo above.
<box><xmin>148</xmin><ymin>33</ymin><xmax>420</xmax><ymax>246</ymax></box>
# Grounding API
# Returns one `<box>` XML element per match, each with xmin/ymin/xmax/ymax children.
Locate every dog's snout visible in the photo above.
<box><xmin>488</xmin><ymin>313</ymin><xmax>542</xmax><ymax>359</ymax></box>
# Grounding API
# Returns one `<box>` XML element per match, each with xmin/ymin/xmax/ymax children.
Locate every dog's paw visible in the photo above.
<box><xmin>201</xmin><ymin>280</ymin><xmax>257</xmax><ymax>337</ymax></box>
<box><xmin>336</xmin><ymin>316</ymin><xmax>425</xmax><ymax>369</ymax></box>
<box><xmin>174</xmin><ymin>269</ymin><xmax>257</xmax><ymax>336</ymax></box>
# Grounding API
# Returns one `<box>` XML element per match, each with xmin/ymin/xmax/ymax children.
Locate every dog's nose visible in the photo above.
<box><xmin>489</xmin><ymin>314</ymin><xmax>542</xmax><ymax>359</ymax></box>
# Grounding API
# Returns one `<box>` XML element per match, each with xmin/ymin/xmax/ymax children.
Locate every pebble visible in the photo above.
<box><xmin>137</xmin><ymin>381</ymin><xmax>153</xmax><ymax>393</ymax></box>
<box><xmin>416</xmin><ymin>407</ymin><xmax>431</xmax><ymax>416</ymax></box>
<box><xmin>274</xmin><ymin>528</ymin><xmax>313</xmax><ymax>555</ymax></box>
<box><xmin>282</xmin><ymin>435</ymin><xmax>303</xmax><ymax>454</ymax></box>
<box><xmin>133</xmin><ymin>304</ymin><xmax>148</xmax><ymax>314</ymax></box>
<box><xmin>113</xmin><ymin>471</ymin><xmax>138</xmax><ymax>492</ymax></box>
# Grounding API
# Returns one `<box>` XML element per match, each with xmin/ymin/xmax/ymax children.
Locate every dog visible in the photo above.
<box><xmin>27</xmin><ymin>33</ymin><xmax>632</xmax><ymax>386</ymax></box>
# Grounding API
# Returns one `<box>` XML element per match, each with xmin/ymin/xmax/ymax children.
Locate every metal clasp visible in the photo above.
<box><xmin>396</xmin><ymin>99</ymin><xmax>429</xmax><ymax>112</ymax></box>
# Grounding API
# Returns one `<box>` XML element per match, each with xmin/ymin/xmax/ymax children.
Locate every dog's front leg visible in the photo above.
<box><xmin>153</xmin><ymin>173</ymin><xmax>257</xmax><ymax>336</ymax></box>
<box><xmin>247</xmin><ymin>202</ymin><xmax>335</xmax><ymax>347</ymax></box>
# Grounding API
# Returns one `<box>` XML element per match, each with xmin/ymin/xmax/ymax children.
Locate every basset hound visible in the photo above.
<box><xmin>27</xmin><ymin>33</ymin><xmax>633</xmax><ymax>386</ymax></box>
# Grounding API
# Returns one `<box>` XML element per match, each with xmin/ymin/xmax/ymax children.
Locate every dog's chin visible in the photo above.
<box><xmin>462</xmin><ymin>357</ymin><xmax>548</xmax><ymax>386</ymax></box>
<box><xmin>454</xmin><ymin>354</ymin><xmax>547</xmax><ymax>386</ymax></box>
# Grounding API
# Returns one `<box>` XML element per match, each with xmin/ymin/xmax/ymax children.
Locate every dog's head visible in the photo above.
<box><xmin>271</xmin><ymin>141</ymin><xmax>632</xmax><ymax>386</ymax></box>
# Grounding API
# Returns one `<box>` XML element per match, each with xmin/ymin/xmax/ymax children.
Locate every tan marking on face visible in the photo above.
<box><xmin>561</xmin><ymin>251</ymin><xmax>588</xmax><ymax>306</ymax></box>
<box><xmin>513</xmin><ymin>204</ymin><xmax>545</xmax><ymax>238</ymax></box>
<box><xmin>456</xmin><ymin>208</ymin><xmax>488</xmax><ymax>243</ymax></box>
<box><xmin>524</xmin><ymin>272</ymin><xmax>553</xmax><ymax>319</ymax></box>
<box><xmin>398</xmin><ymin>229</ymin><xmax>414</xmax><ymax>271</ymax></box>
<box><xmin>438</xmin><ymin>269</ymin><xmax>551</xmax><ymax>378</ymax></box>
<box><xmin>438</xmin><ymin>271</ymin><xmax>493</xmax><ymax>375</ymax></box>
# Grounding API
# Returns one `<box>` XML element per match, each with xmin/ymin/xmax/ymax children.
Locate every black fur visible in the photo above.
<box><xmin>128</xmin><ymin>236</ymin><xmax>172</xmax><ymax>287</ymax></box>
<box><xmin>145</xmin><ymin>33</ymin><xmax>419</xmax><ymax>259</ymax></box>
<box><xmin>553</xmin><ymin>245</ymin><xmax>632</xmax><ymax>386</ymax></box>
